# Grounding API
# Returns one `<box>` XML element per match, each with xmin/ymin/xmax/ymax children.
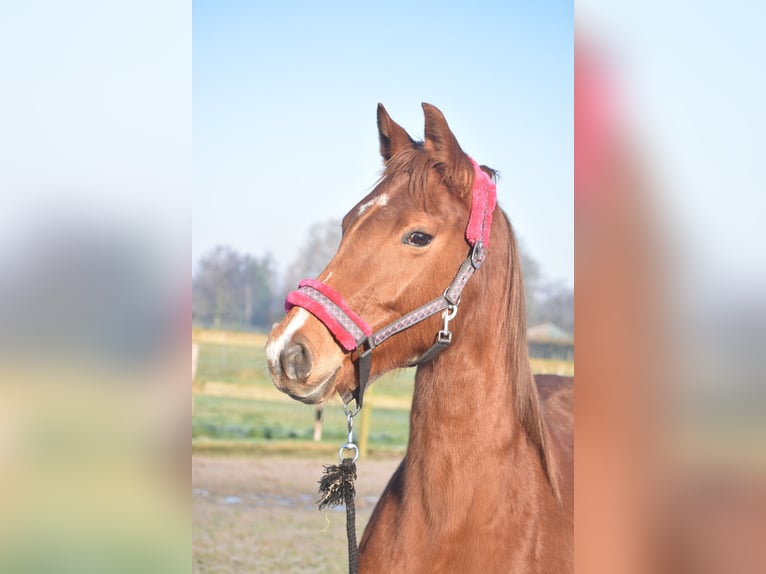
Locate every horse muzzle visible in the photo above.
<box><xmin>278</xmin><ymin>339</ymin><xmax>312</xmax><ymax>381</ymax></box>
<box><xmin>265</xmin><ymin>307</ymin><xmax>346</xmax><ymax>404</ymax></box>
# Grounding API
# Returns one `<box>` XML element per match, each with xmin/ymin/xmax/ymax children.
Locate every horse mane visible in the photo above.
<box><xmin>381</xmin><ymin>145</ymin><xmax>562</xmax><ymax>500</ymax></box>
<box><xmin>501</xmin><ymin>214</ymin><xmax>562</xmax><ymax>501</ymax></box>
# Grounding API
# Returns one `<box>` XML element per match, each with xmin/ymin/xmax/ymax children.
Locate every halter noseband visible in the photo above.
<box><xmin>285</xmin><ymin>157</ymin><xmax>497</xmax><ymax>409</ymax></box>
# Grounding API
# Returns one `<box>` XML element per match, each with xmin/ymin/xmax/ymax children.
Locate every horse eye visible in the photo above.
<box><xmin>404</xmin><ymin>231</ymin><xmax>433</xmax><ymax>247</ymax></box>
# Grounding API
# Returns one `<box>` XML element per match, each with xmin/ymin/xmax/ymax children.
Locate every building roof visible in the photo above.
<box><xmin>527</xmin><ymin>323</ymin><xmax>573</xmax><ymax>345</ymax></box>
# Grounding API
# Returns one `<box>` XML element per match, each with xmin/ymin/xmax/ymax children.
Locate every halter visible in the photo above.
<box><xmin>285</xmin><ymin>157</ymin><xmax>496</xmax><ymax>409</ymax></box>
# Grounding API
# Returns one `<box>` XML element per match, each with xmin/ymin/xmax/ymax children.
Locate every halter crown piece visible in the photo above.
<box><xmin>285</xmin><ymin>157</ymin><xmax>497</xmax><ymax>409</ymax></box>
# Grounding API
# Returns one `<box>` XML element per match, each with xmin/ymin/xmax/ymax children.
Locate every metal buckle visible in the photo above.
<box><xmin>436</xmin><ymin>304</ymin><xmax>458</xmax><ymax>345</ymax></box>
<box><xmin>470</xmin><ymin>241</ymin><xmax>486</xmax><ymax>268</ymax></box>
<box><xmin>443</xmin><ymin>285</ymin><xmax>462</xmax><ymax>307</ymax></box>
<box><xmin>436</xmin><ymin>329</ymin><xmax>453</xmax><ymax>345</ymax></box>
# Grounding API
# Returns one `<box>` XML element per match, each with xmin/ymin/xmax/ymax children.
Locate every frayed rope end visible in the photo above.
<box><xmin>317</xmin><ymin>458</ymin><xmax>357</xmax><ymax>511</ymax></box>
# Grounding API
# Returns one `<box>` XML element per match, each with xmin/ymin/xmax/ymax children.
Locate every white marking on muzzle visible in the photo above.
<box><xmin>266</xmin><ymin>308</ymin><xmax>309</xmax><ymax>369</ymax></box>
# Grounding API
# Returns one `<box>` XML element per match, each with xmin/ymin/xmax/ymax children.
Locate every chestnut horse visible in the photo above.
<box><xmin>266</xmin><ymin>103</ymin><xmax>573</xmax><ymax>573</ymax></box>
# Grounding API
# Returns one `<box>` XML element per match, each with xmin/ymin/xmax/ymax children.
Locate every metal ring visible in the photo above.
<box><xmin>343</xmin><ymin>402</ymin><xmax>362</xmax><ymax>418</ymax></box>
<box><xmin>338</xmin><ymin>443</ymin><xmax>359</xmax><ymax>463</ymax></box>
<box><xmin>442</xmin><ymin>287</ymin><xmax>462</xmax><ymax>307</ymax></box>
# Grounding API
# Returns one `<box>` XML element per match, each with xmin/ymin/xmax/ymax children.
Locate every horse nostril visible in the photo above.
<box><xmin>280</xmin><ymin>342</ymin><xmax>313</xmax><ymax>381</ymax></box>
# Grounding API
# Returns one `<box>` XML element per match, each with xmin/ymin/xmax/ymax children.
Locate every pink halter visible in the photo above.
<box><xmin>465</xmin><ymin>157</ymin><xmax>497</xmax><ymax>248</ymax></box>
<box><xmin>284</xmin><ymin>157</ymin><xmax>496</xmax><ymax>408</ymax></box>
<box><xmin>285</xmin><ymin>279</ymin><xmax>372</xmax><ymax>352</ymax></box>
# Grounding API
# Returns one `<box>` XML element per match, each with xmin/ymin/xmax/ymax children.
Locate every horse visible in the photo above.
<box><xmin>265</xmin><ymin>103</ymin><xmax>573</xmax><ymax>573</ymax></box>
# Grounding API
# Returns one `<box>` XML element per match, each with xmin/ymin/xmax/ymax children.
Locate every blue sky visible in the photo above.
<box><xmin>193</xmin><ymin>1</ymin><xmax>573</xmax><ymax>286</ymax></box>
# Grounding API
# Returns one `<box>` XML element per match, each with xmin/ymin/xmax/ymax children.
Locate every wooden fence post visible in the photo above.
<box><xmin>358</xmin><ymin>401</ymin><xmax>371</xmax><ymax>459</ymax></box>
<box><xmin>313</xmin><ymin>406</ymin><xmax>324</xmax><ymax>442</ymax></box>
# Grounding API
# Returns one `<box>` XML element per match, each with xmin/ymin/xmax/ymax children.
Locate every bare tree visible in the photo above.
<box><xmin>192</xmin><ymin>246</ymin><xmax>276</xmax><ymax>329</ymax></box>
<box><xmin>533</xmin><ymin>281</ymin><xmax>574</xmax><ymax>335</ymax></box>
<box><xmin>519</xmin><ymin>239</ymin><xmax>573</xmax><ymax>334</ymax></box>
<box><xmin>281</xmin><ymin>219</ymin><xmax>341</xmax><ymax>296</ymax></box>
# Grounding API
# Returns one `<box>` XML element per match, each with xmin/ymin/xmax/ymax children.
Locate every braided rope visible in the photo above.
<box><xmin>345</xmin><ymin>481</ymin><xmax>358</xmax><ymax>574</ymax></box>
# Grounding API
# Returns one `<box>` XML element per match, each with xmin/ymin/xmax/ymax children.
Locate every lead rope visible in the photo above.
<box><xmin>317</xmin><ymin>406</ymin><xmax>360</xmax><ymax>574</ymax></box>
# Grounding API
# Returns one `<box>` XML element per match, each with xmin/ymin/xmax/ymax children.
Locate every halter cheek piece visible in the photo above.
<box><xmin>285</xmin><ymin>157</ymin><xmax>497</xmax><ymax>410</ymax></box>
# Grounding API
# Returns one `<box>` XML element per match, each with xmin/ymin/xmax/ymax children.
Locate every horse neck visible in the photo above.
<box><xmin>409</xmin><ymin>292</ymin><xmax>525</xmax><ymax>454</ymax></box>
<box><xmin>405</xmin><ymin>217</ymin><xmax>550</xmax><ymax>497</ymax></box>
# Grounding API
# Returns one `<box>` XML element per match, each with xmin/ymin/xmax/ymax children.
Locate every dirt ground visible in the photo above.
<box><xmin>192</xmin><ymin>455</ymin><xmax>402</xmax><ymax>574</ymax></box>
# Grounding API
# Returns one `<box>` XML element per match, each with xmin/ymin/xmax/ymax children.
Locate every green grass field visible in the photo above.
<box><xmin>192</xmin><ymin>330</ymin><xmax>416</xmax><ymax>457</ymax></box>
<box><xmin>192</xmin><ymin>329</ymin><xmax>573</xmax><ymax>458</ymax></box>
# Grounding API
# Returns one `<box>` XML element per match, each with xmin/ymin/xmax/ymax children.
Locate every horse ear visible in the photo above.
<box><xmin>422</xmin><ymin>103</ymin><xmax>472</xmax><ymax>194</ymax></box>
<box><xmin>377</xmin><ymin>103</ymin><xmax>415</xmax><ymax>162</ymax></box>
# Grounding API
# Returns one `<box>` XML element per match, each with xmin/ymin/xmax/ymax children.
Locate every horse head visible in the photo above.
<box><xmin>266</xmin><ymin>103</ymin><xmax>496</xmax><ymax>405</ymax></box>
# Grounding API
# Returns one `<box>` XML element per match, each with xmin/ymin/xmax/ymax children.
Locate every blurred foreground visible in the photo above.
<box><xmin>575</xmin><ymin>17</ymin><xmax>766</xmax><ymax>572</ymax></box>
<box><xmin>0</xmin><ymin>1</ymin><xmax>190</xmax><ymax>571</ymax></box>
<box><xmin>0</xmin><ymin>358</ymin><xmax>189</xmax><ymax>573</ymax></box>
